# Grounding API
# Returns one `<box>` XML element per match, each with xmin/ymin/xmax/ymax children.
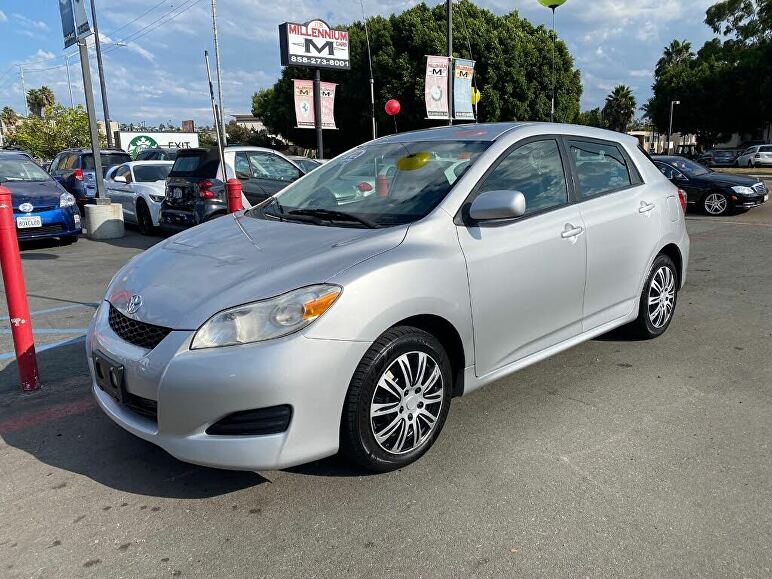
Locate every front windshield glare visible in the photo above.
<box><xmin>668</xmin><ymin>158</ymin><xmax>708</xmax><ymax>176</ymax></box>
<box><xmin>254</xmin><ymin>140</ymin><xmax>490</xmax><ymax>227</ymax></box>
<box><xmin>0</xmin><ymin>159</ymin><xmax>51</xmax><ymax>182</ymax></box>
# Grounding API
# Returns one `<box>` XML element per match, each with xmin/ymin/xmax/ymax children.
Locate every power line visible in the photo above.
<box><xmin>104</xmin><ymin>0</ymin><xmax>172</xmax><ymax>38</ymax></box>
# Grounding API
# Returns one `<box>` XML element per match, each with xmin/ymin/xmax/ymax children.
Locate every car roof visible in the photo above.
<box><xmin>56</xmin><ymin>148</ymin><xmax>129</xmax><ymax>154</ymax></box>
<box><xmin>0</xmin><ymin>153</ymin><xmax>31</xmax><ymax>160</ymax></box>
<box><xmin>374</xmin><ymin>122</ymin><xmax>641</xmax><ymax>146</ymax></box>
<box><xmin>124</xmin><ymin>160</ymin><xmax>174</xmax><ymax>167</ymax></box>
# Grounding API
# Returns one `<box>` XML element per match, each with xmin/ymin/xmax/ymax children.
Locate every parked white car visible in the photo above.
<box><xmin>735</xmin><ymin>145</ymin><xmax>772</xmax><ymax>168</ymax></box>
<box><xmin>105</xmin><ymin>161</ymin><xmax>173</xmax><ymax>234</ymax></box>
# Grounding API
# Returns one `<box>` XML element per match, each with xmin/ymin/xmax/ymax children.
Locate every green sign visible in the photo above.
<box><xmin>128</xmin><ymin>135</ymin><xmax>158</xmax><ymax>158</ymax></box>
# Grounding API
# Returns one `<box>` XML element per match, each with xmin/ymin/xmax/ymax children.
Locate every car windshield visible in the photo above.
<box><xmin>294</xmin><ymin>158</ymin><xmax>321</xmax><ymax>172</ymax></box>
<box><xmin>665</xmin><ymin>157</ymin><xmax>709</xmax><ymax>177</ymax></box>
<box><xmin>133</xmin><ymin>164</ymin><xmax>172</xmax><ymax>182</ymax></box>
<box><xmin>0</xmin><ymin>158</ymin><xmax>51</xmax><ymax>182</ymax></box>
<box><xmin>251</xmin><ymin>140</ymin><xmax>490</xmax><ymax>228</ymax></box>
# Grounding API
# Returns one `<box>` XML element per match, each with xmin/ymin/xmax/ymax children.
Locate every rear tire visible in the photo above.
<box><xmin>627</xmin><ymin>254</ymin><xmax>678</xmax><ymax>340</ymax></box>
<box><xmin>340</xmin><ymin>326</ymin><xmax>452</xmax><ymax>472</ymax></box>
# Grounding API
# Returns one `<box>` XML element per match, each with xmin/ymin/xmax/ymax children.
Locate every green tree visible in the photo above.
<box><xmin>602</xmin><ymin>85</ymin><xmax>636</xmax><ymax>132</ymax></box>
<box><xmin>574</xmin><ymin>107</ymin><xmax>604</xmax><ymax>128</ymax></box>
<box><xmin>225</xmin><ymin>120</ymin><xmax>286</xmax><ymax>149</ymax></box>
<box><xmin>1</xmin><ymin>106</ymin><xmax>19</xmax><ymax>130</ymax></box>
<box><xmin>26</xmin><ymin>86</ymin><xmax>56</xmax><ymax>118</ymax></box>
<box><xmin>655</xmin><ymin>40</ymin><xmax>695</xmax><ymax>76</ymax></box>
<box><xmin>7</xmin><ymin>104</ymin><xmax>101</xmax><ymax>159</ymax></box>
<box><xmin>252</xmin><ymin>1</ymin><xmax>582</xmax><ymax>155</ymax></box>
<box><xmin>705</xmin><ymin>0</ymin><xmax>771</xmax><ymax>43</ymax></box>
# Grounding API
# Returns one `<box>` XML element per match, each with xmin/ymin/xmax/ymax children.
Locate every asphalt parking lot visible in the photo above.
<box><xmin>1</xmin><ymin>192</ymin><xmax>771</xmax><ymax>578</ymax></box>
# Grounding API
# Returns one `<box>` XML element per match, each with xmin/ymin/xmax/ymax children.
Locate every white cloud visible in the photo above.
<box><xmin>13</xmin><ymin>13</ymin><xmax>49</xmax><ymax>32</ymax></box>
<box><xmin>0</xmin><ymin>10</ymin><xmax>8</xmax><ymax>23</ymax></box>
<box><xmin>629</xmin><ymin>69</ymin><xmax>652</xmax><ymax>78</ymax></box>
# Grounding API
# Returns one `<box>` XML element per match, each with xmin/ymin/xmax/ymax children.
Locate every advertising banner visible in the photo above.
<box><xmin>425</xmin><ymin>55</ymin><xmax>450</xmax><ymax>120</ymax></box>
<box><xmin>453</xmin><ymin>58</ymin><xmax>476</xmax><ymax>120</ymax></box>
<box><xmin>319</xmin><ymin>82</ymin><xmax>337</xmax><ymax>129</ymax></box>
<box><xmin>293</xmin><ymin>80</ymin><xmax>315</xmax><ymax>128</ymax></box>
<box><xmin>72</xmin><ymin>0</ymin><xmax>91</xmax><ymax>38</ymax></box>
<box><xmin>59</xmin><ymin>0</ymin><xmax>92</xmax><ymax>48</ymax></box>
<box><xmin>294</xmin><ymin>80</ymin><xmax>337</xmax><ymax>129</ymax></box>
<box><xmin>280</xmin><ymin>20</ymin><xmax>350</xmax><ymax>70</ymax></box>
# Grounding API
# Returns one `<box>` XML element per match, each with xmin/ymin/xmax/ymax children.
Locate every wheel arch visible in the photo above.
<box><xmin>389</xmin><ymin>314</ymin><xmax>466</xmax><ymax>398</ymax></box>
<box><xmin>658</xmin><ymin>243</ymin><xmax>683</xmax><ymax>287</ymax></box>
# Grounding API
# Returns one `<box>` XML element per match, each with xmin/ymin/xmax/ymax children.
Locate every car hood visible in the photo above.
<box><xmin>696</xmin><ymin>172</ymin><xmax>761</xmax><ymax>188</ymax></box>
<box><xmin>6</xmin><ymin>180</ymin><xmax>65</xmax><ymax>210</ymax></box>
<box><xmin>108</xmin><ymin>213</ymin><xmax>408</xmax><ymax>329</ymax></box>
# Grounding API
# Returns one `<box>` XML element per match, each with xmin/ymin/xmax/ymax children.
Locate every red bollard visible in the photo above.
<box><xmin>0</xmin><ymin>185</ymin><xmax>39</xmax><ymax>391</ymax></box>
<box><xmin>226</xmin><ymin>178</ymin><xmax>244</xmax><ymax>213</ymax></box>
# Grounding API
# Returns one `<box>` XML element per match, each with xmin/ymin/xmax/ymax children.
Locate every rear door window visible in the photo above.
<box><xmin>247</xmin><ymin>152</ymin><xmax>301</xmax><ymax>182</ymax></box>
<box><xmin>760</xmin><ymin>146</ymin><xmax>772</xmax><ymax>153</ymax></box>
<box><xmin>568</xmin><ymin>139</ymin><xmax>634</xmax><ymax>199</ymax></box>
<box><xmin>82</xmin><ymin>153</ymin><xmax>132</xmax><ymax>171</ymax></box>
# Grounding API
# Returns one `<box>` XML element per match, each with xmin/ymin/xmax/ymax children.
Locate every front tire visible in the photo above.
<box><xmin>703</xmin><ymin>192</ymin><xmax>730</xmax><ymax>216</ymax></box>
<box><xmin>628</xmin><ymin>254</ymin><xmax>678</xmax><ymax>339</ymax></box>
<box><xmin>340</xmin><ymin>326</ymin><xmax>452</xmax><ymax>472</ymax></box>
<box><xmin>136</xmin><ymin>200</ymin><xmax>156</xmax><ymax>235</ymax></box>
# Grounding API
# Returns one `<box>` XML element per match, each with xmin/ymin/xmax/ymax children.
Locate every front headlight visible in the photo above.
<box><xmin>149</xmin><ymin>194</ymin><xmax>165</xmax><ymax>202</ymax></box>
<box><xmin>731</xmin><ymin>186</ymin><xmax>755</xmax><ymax>195</ymax></box>
<box><xmin>191</xmin><ymin>284</ymin><xmax>342</xmax><ymax>349</ymax></box>
<box><xmin>59</xmin><ymin>192</ymin><xmax>76</xmax><ymax>207</ymax></box>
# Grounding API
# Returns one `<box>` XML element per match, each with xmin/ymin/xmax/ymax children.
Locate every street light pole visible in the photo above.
<box><xmin>17</xmin><ymin>65</ymin><xmax>28</xmax><ymax>117</ymax></box>
<box><xmin>64</xmin><ymin>52</ymin><xmax>76</xmax><ymax>108</ymax></box>
<box><xmin>90</xmin><ymin>0</ymin><xmax>114</xmax><ymax>148</ymax></box>
<box><xmin>360</xmin><ymin>0</ymin><xmax>376</xmax><ymax>140</ymax></box>
<box><xmin>77</xmin><ymin>37</ymin><xmax>106</xmax><ymax>202</ymax></box>
<box><xmin>211</xmin><ymin>0</ymin><xmax>227</xmax><ymax>146</ymax></box>
<box><xmin>668</xmin><ymin>100</ymin><xmax>680</xmax><ymax>155</ymax></box>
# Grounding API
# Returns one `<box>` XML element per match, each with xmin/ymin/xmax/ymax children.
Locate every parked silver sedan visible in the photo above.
<box><xmin>87</xmin><ymin>123</ymin><xmax>689</xmax><ymax>472</ymax></box>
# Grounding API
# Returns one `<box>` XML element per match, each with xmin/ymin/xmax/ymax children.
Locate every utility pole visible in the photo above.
<box><xmin>360</xmin><ymin>0</ymin><xmax>376</xmax><ymax>140</ymax></box>
<box><xmin>447</xmin><ymin>0</ymin><xmax>453</xmax><ymax>126</ymax></box>
<box><xmin>668</xmin><ymin>100</ymin><xmax>680</xmax><ymax>155</ymax></box>
<box><xmin>17</xmin><ymin>65</ymin><xmax>28</xmax><ymax>117</ymax></box>
<box><xmin>90</xmin><ymin>0</ymin><xmax>113</xmax><ymax>148</ymax></box>
<box><xmin>550</xmin><ymin>6</ymin><xmax>556</xmax><ymax>122</ymax></box>
<box><xmin>64</xmin><ymin>53</ymin><xmax>76</xmax><ymax>107</ymax></box>
<box><xmin>211</xmin><ymin>0</ymin><xmax>227</xmax><ymax>146</ymax></box>
<box><xmin>78</xmin><ymin>37</ymin><xmax>107</xmax><ymax>202</ymax></box>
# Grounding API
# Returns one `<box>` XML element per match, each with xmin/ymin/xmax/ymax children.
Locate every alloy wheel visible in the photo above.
<box><xmin>704</xmin><ymin>193</ymin><xmax>728</xmax><ymax>215</ymax></box>
<box><xmin>369</xmin><ymin>351</ymin><xmax>444</xmax><ymax>455</ymax></box>
<box><xmin>647</xmin><ymin>266</ymin><xmax>676</xmax><ymax>328</ymax></box>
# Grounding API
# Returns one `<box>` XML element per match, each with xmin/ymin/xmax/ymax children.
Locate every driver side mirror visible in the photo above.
<box><xmin>235</xmin><ymin>171</ymin><xmax>251</xmax><ymax>181</ymax></box>
<box><xmin>469</xmin><ymin>190</ymin><xmax>527</xmax><ymax>221</ymax></box>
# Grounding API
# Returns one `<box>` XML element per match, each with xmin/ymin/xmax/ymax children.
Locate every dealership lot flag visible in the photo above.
<box><xmin>425</xmin><ymin>56</ymin><xmax>450</xmax><ymax>120</ymax></box>
<box><xmin>59</xmin><ymin>0</ymin><xmax>91</xmax><ymax>48</ymax></box>
<box><xmin>294</xmin><ymin>80</ymin><xmax>337</xmax><ymax>129</ymax></box>
<box><xmin>453</xmin><ymin>59</ymin><xmax>476</xmax><ymax>120</ymax></box>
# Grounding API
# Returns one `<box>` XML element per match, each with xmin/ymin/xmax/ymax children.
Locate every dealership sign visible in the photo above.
<box><xmin>293</xmin><ymin>80</ymin><xmax>337</xmax><ymax>129</ymax></box>
<box><xmin>425</xmin><ymin>56</ymin><xmax>450</xmax><ymax>119</ymax></box>
<box><xmin>279</xmin><ymin>20</ymin><xmax>350</xmax><ymax>70</ymax></box>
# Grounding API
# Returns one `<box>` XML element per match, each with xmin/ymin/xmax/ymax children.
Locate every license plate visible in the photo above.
<box><xmin>172</xmin><ymin>188</ymin><xmax>183</xmax><ymax>199</ymax></box>
<box><xmin>93</xmin><ymin>352</ymin><xmax>126</xmax><ymax>403</ymax></box>
<box><xmin>16</xmin><ymin>216</ymin><xmax>42</xmax><ymax>229</ymax></box>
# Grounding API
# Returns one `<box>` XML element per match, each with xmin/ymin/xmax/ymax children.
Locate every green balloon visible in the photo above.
<box><xmin>538</xmin><ymin>0</ymin><xmax>568</xmax><ymax>8</ymax></box>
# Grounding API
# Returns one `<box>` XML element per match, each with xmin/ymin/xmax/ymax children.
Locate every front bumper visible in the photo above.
<box><xmin>733</xmin><ymin>192</ymin><xmax>768</xmax><ymax>209</ymax></box>
<box><xmin>14</xmin><ymin>206</ymin><xmax>81</xmax><ymax>240</ymax></box>
<box><xmin>87</xmin><ymin>301</ymin><xmax>371</xmax><ymax>470</ymax></box>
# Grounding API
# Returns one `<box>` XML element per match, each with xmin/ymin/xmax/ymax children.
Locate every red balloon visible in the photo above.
<box><xmin>384</xmin><ymin>99</ymin><xmax>401</xmax><ymax>116</ymax></box>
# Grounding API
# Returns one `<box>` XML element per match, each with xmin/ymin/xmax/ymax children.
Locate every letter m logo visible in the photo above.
<box><xmin>305</xmin><ymin>39</ymin><xmax>335</xmax><ymax>56</ymax></box>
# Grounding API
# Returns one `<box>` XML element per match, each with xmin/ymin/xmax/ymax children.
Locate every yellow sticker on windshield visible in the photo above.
<box><xmin>396</xmin><ymin>151</ymin><xmax>431</xmax><ymax>171</ymax></box>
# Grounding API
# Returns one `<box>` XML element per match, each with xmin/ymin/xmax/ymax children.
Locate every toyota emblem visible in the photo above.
<box><xmin>19</xmin><ymin>202</ymin><xmax>34</xmax><ymax>213</ymax></box>
<box><xmin>126</xmin><ymin>295</ymin><xmax>143</xmax><ymax>315</ymax></box>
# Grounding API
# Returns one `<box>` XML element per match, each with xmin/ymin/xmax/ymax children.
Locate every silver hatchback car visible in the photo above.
<box><xmin>87</xmin><ymin>123</ymin><xmax>689</xmax><ymax>472</ymax></box>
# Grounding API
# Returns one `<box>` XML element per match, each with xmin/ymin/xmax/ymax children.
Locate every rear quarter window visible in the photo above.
<box><xmin>568</xmin><ymin>139</ymin><xmax>637</xmax><ymax>199</ymax></box>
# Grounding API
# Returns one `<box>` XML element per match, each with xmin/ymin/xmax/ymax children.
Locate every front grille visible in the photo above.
<box><xmin>108</xmin><ymin>304</ymin><xmax>172</xmax><ymax>350</ymax></box>
<box><xmin>206</xmin><ymin>405</ymin><xmax>292</xmax><ymax>436</ymax></box>
<box><xmin>124</xmin><ymin>393</ymin><xmax>158</xmax><ymax>422</ymax></box>
<box><xmin>15</xmin><ymin>205</ymin><xmax>56</xmax><ymax>213</ymax></box>
<box><xmin>16</xmin><ymin>224</ymin><xmax>64</xmax><ymax>236</ymax></box>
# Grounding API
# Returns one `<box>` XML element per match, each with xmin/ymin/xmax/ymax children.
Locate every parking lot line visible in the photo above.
<box><xmin>0</xmin><ymin>328</ymin><xmax>88</xmax><ymax>335</ymax></box>
<box><xmin>686</xmin><ymin>217</ymin><xmax>772</xmax><ymax>227</ymax></box>
<box><xmin>0</xmin><ymin>303</ymin><xmax>98</xmax><ymax>321</ymax></box>
<box><xmin>0</xmin><ymin>335</ymin><xmax>86</xmax><ymax>361</ymax></box>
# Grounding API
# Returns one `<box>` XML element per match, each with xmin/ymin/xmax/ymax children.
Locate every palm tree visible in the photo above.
<box><xmin>655</xmin><ymin>40</ymin><xmax>694</xmax><ymax>77</ymax></box>
<box><xmin>1</xmin><ymin>106</ymin><xmax>18</xmax><ymax>128</ymax></box>
<box><xmin>26</xmin><ymin>86</ymin><xmax>56</xmax><ymax>117</ymax></box>
<box><xmin>602</xmin><ymin>85</ymin><xmax>637</xmax><ymax>133</ymax></box>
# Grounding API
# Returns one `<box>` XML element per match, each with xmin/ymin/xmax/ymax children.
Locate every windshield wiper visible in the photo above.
<box><xmin>288</xmin><ymin>208</ymin><xmax>380</xmax><ymax>229</ymax></box>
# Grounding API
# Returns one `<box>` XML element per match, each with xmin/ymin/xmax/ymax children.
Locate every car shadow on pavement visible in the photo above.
<box><xmin>0</xmin><ymin>342</ymin><xmax>266</xmax><ymax>498</ymax></box>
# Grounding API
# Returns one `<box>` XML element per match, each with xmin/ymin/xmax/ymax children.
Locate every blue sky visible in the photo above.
<box><xmin>0</xmin><ymin>0</ymin><xmax>717</xmax><ymax>127</ymax></box>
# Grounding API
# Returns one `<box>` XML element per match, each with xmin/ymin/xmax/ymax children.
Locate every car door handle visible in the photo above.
<box><xmin>561</xmin><ymin>223</ymin><xmax>584</xmax><ymax>239</ymax></box>
<box><xmin>639</xmin><ymin>201</ymin><xmax>656</xmax><ymax>213</ymax></box>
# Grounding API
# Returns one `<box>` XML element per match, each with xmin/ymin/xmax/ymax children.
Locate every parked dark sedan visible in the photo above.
<box><xmin>696</xmin><ymin>149</ymin><xmax>737</xmax><ymax>167</ymax></box>
<box><xmin>653</xmin><ymin>156</ymin><xmax>768</xmax><ymax>216</ymax></box>
<box><xmin>0</xmin><ymin>153</ymin><xmax>81</xmax><ymax>243</ymax></box>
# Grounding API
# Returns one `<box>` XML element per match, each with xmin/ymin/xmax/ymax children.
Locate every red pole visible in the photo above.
<box><xmin>225</xmin><ymin>178</ymin><xmax>243</xmax><ymax>213</ymax></box>
<box><xmin>0</xmin><ymin>185</ymin><xmax>39</xmax><ymax>392</ymax></box>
